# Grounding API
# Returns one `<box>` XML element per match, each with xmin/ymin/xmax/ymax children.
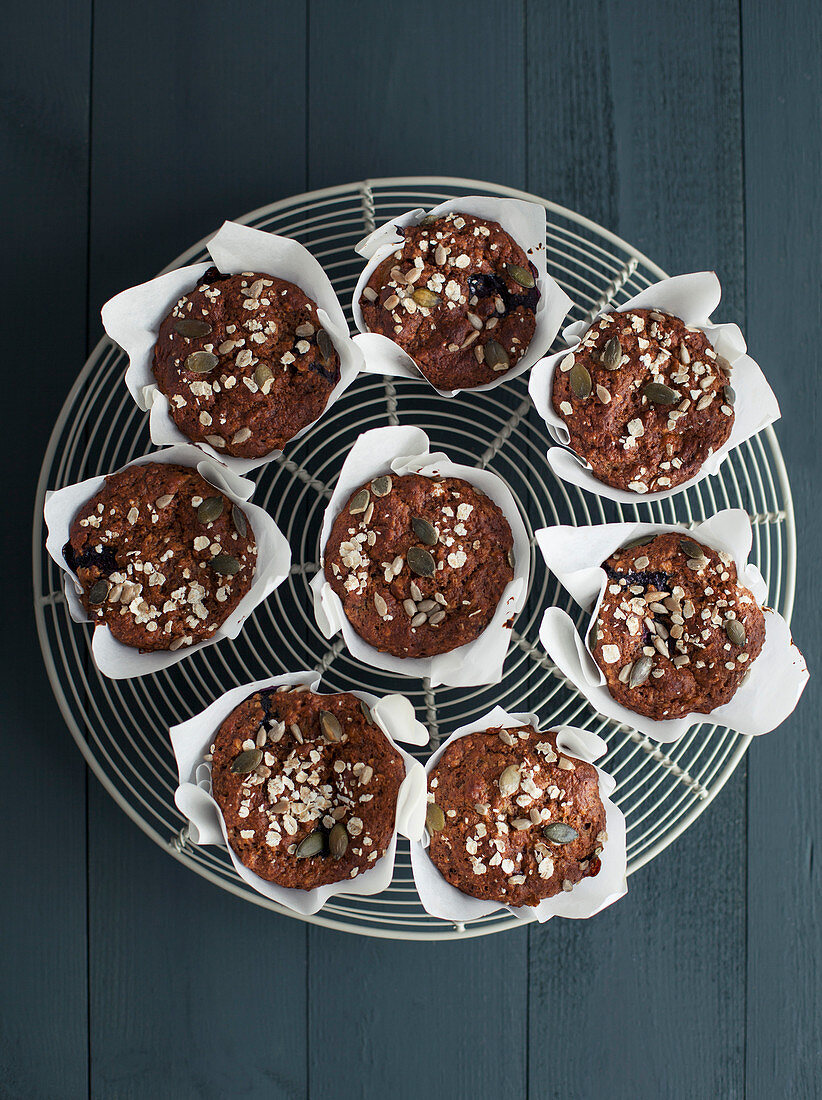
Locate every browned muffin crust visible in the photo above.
<box><xmin>323</xmin><ymin>473</ymin><xmax>515</xmax><ymax>659</ymax></box>
<box><xmin>552</xmin><ymin>308</ymin><xmax>735</xmax><ymax>492</ymax></box>
<box><xmin>64</xmin><ymin>463</ymin><xmax>256</xmax><ymax>652</ymax></box>
<box><xmin>427</xmin><ymin>727</ymin><xmax>606</xmax><ymax>908</ymax></box>
<box><xmin>209</xmin><ymin>687</ymin><xmax>405</xmax><ymax>889</ymax></box>
<box><xmin>359</xmin><ymin>212</ymin><xmax>540</xmax><ymax>389</ymax></box>
<box><xmin>153</xmin><ymin>267</ymin><xmax>340</xmax><ymax>458</ymax></box>
<box><xmin>591</xmin><ymin>532</ymin><xmax>765</xmax><ymax>720</ymax></box>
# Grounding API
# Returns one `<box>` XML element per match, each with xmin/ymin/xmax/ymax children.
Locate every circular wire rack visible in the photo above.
<box><xmin>33</xmin><ymin>177</ymin><xmax>795</xmax><ymax>940</ymax></box>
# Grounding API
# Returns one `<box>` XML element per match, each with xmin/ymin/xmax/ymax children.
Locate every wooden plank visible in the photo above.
<box><xmin>0</xmin><ymin>1</ymin><xmax>91</xmax><ymax>1095</ymax></box>
<box><xmin>741</xmin><ymin>1</ymin><xmax>822</xmax><ymax>1095</ymax></box>
<box><xmin>85</xmin><ymin>5</ymin><xmax>311</xmax><ymax>1095</ymax></box>
<box><xmin>305</xmin><ymin>6</ymin><xmax>530</xmax><ymax>1097</ymax></box>
<box><xmin>526</xmin><ymin>2</ymin><xmax>748</xmax><ymax>1095</ymax></box>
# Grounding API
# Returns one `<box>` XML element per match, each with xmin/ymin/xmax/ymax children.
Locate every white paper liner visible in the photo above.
<box><xmin>409</xmin><ymin>705</ymin><xmax>627</xmax><ymax>924</ymax></box>
<box><xmin>527</xmin><ymin>272</ymin><xmax>781</xmax><ymax>503</ymax></box>
<box><xmin>536</xmin><ymin>509</ymin><xmax>808</xmax><ymax>743</ymax></box>
<box><xmin>170</xmin><ymin>671</ymin><xmax>429</xmax><ymax>916</ymax></box>
<box><xmin>43</xmin><ymin>444</ymin><xmax>291</xmax><ymax>679</ymax></box>
<box><xmin>351</xmin><ymin>196</ymin><xmax>573</xmax><ymax>397</ymax></box>
<box><xmin>309</xmin><ymin>426</ymin><xmax>530</xmax><ymax>687</ymax></box>
<box><xmin>101</xmin><ymin>220</ymin><xmax>364</xmax><ymax>475</ymax></box>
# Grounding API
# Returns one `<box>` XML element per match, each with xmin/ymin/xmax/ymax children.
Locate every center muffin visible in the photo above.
<box><xmin>323</xmin><ymin>473</ymin><xmax>515</xmax><ymax>659</ymax></box>
<box><xmin>153</xmin><ymin>267</ymin><xmax>340</xmax><ymax>458</ymax></box>
<box><xmin>209</xmin><ymin>687</ymin><xmax>405</xmax><ymax>889</ymax></box>
<box><xmin>359</xmin><ymin>212</ymin><xmax>540</xmax><ymax>389</ymax></box>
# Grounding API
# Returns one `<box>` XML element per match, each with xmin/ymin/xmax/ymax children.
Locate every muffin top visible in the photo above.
<box><xmin>209</xmin><ymin>687</ymin><xmax>405</xmax><ymax>889</ymax></box>
<box><xmin>427</xmin><ymin>726</ymin><xmax>607</xmax><ymax>908</ymax></box>
<box><xmin>64</xmin><ymin>462</ymin><xmax>256</xmax><ymax>652</ymax></box>
<box><xmin>551</xmin><ymin>308</ymin><xmax>735</xmax><ymax>493</ymax></box>
<box><xmin>591</xmin><ymin>531</ymin><xmax>765</xmax><ymax>720</ymax></box>
<box><xmin>323</xmin><ymin>472</ymin><xmax>515</xmax><ymax>659</ymax></box>
<box><xmin>359</xmin><ymin>212</ymin><xmax>540</xmax><ymax>389</ymax></box>
<box><xmin>153</xmin><ymin>267</ymin><xmax>340</xmax><ymax>458</ymax></box>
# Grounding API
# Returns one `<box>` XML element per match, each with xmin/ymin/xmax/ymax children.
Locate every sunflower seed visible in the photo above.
<box><xmin>498</xmin><ymin>765</ymin><xmax>520</xmax><ymax>797</ymax></box>
<box><xmin>413</xmin><ymin>288</ymin><xmax>440</xmax><ymax>309</ymax></box>
<box><xmin>504</xmin><ymin>262</ymin><xmax>535</xmax><ymax>288</ymax></box>
<box><xmin>724</xmin><ymin>384</ymin><xmax>736</xmax><ymax>405</ymax></box>
<box><xmin>296</xmin><ymin>830</ymin><xmax>326</xmax><ymax>859</ymax></box>
<box><xmin>411</xmin><ymin>613</ymin><xmax>427</xmax><ymax>627</ymax></box>
<box><xmin>364</xmin><ymin>502</ymin><xmax>374</xmax><ymax>525</ymax></box>
<box><xmin>371</xmin><ymin>475</ymin><xmax>392</xmax><ymax>497</ymax></box>
<box><xmin>402</xmin><ymin>599</ymin><xmax>417</xmax><ymax>617</ymax></box>
<box><xmin>174</xmin><ymin>317</ymin><xmax>213</xmax><ymax>338</ymax></box>
<box><xmin>419</xmin><ymin>213</ymin><xmax>439</xmax><ymax>226</ymax></box>
<box><xmin>543</xmin><ymin>822</ymin><xmax>578</xmax><ymax>844</ymax></box>
<box><xmin>407</xmin><ymin>546</ymin><xmax>435</xmax><ymax>576</ymax></box>
<box><xmin>629</xmin><ymin>655</ymin><xmax>653</xmax><ymax>688</ymax></box>
<box><xmin>185</xmin><ymin>350</ymin><xmax>218</xmax><ymax>373</ymax></box>
<box><xmin>426</xmin><ymin>803</ymin><xmax>445</xmax><ymax>833</ymax></box>
<box><xmin>507</xmin><ymin>548</ymin><xmax>515</xmax><ymax>569</ymax></box>
<box><xmin>602</xmin><ymin>336</ymin><xmax>622</xmax><ymax>369</ymax></box>
<box><xmin>411</xmin><ymin>517</ymin><xmax>437</xmax><ymax>545</ymax></box>
<box><xmin>231</xmin><ymin>748</ymin><xmax>262</xmax><ymax>774</ymax></box>
<box><xmin>484</xmin><ymin>340</ymin><xmax>509</xmax><ymax>371</ymax></box>
<box><xmin>428</xmin><ymin>610</ymin><xmax>446</xmax><ymax>625</ymax></box>
<box><xmin>320</xmin><ymin>710</ymin><xmax>343</xmax><ymax>741</ymax></box>
<box><xmin>725</xmin><ymin>619</ymin><xmax>747</xmax><ymax>646</ymax></box>
<box><xmin>349</xmin><ymin>488</ymin><xmax>370</xmax><ymax>515</ymax></box>
<box><xmin>467</xmin><ymin>312</ymin><xmax>483</xmax><ymax>330</ymax></box>
<box><xmin>384</xmin><ymin>293</ymin><xmax>399</xmax><ymax>311</ymax></box>
<box><xmin>210</xmin><ymin>554</ymin><xmax>240</xmax><ymax>575</ymax></box>
<box><xmin>328</xmin><ymin>823</ymin><xmax>348</xmax><ymax>859</ymax></box>
<box><xmin>679</xmin><ymin>342</ymin><xmax>691</xmax><ymax>365</ymax></box>
<box><xmin>410</xmin><ymin>581</ymin><xmax>423</xmax><ymax>602</ymax></box>
<box><xmin>643</xmin><ymin>382</ymin><xmax>678</xmax><ymax>405</ymax></box>
<box><xmin>197</xmin><ymin>496</ymin><xmax>224</xmax><ymax>524</ymax></box>
<box><xmin>232</xmin><ymin>504</ymin><xmax>247</xmax><ymax>538</ymax></box>
<box><xmin>512</xmin><ymin>818</ymin><xmax>533</xmax><ymax>831</ymax></box>
<box><xmin>89</xmin><ymin>579</ymin><xmax>109</xmax><ymax>604</ymax></box>
<box><xmin>679</xmin><ymin>537</ymin><xmax>705</xmax><ymax>560</ymax></box>
<box><xmin>360</xmin><ymin>699</ymin><xmax>373</xmax><ymax>724</ymax></box>
<box><xmin>716</xmin><ymin>354</ymin><xmax>732</xmax><ymax>374</ymax></box>
<box><xmin>155</xmin><ymin>494</ymin><xmax>174</xmax><ymax>509</ymax></box>
<box><xmin>254</xmin><ymin>363</ymin><xmax>273</xmax><ymax>389</ymax></box>
<box><xmin>374</xmin><ymin>593</ymin><xmax>388</xmax><ymax>617</ymax></box>
<box><xmin>569</xmin><ymin>362</ymin><xmax>592</xmax><ymax>399</ymax></box>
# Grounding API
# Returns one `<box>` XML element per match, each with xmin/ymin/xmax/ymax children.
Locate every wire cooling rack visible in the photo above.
<box><xmin>33</xmin><ymin>178</ymin><xmax>796</xmax><ymax>939</ymax></box>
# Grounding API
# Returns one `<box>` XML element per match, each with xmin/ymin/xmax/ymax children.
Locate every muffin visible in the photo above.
<box><xmin>63</xmin><ymin>462</ymin><xmax>256</xmax><ymax>652</ymax></box>
<box><xmin>551</xmin><ymin>308</ymin><xmax>735</xmax><ymax>493</ymax></box>
<box><xmin>426</xmin><ymin>726</ymin><xmax>607</xmax><ymax>908</ymax></box>
<box><xmin>590</xmin><ymin>532</ymin><xmax>765</xmax><ymax>719</ymax></box>
<box><xmin>153</xmin><ymin>267</ymin><xmax>340</xmax><ymax>458</ymax></box>
<box><xmin>209</xmin><ymin>686</ymin><xmax>405</xmax><ymax>888</ymax></box>
<box><xmin>359</xmin><ymin>212</ymin><xmax>540</xmax><ymax>389</ymax></box>
<box><xmin>323</xmin><ymin>473</ymin><xmax>515</xmax><ymax>659</ymax></box>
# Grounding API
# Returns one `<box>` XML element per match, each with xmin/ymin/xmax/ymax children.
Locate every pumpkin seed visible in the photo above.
<box><xmin>723</xmin><ymin>385</ymin><xmax>736</xmax><ymax>405</ymax></box>
<box><xmin>231</xmin><ymin>748</ymin><xmax>262</xmax><ymax>774</ymax></box>
<box><xmin>254</xmin><ymin>363</ymin><xmax>273</xmax><ymax>389</ymax></box>
<box><xmin>569</xmin><ymin>362</ymin><xmax>592</xmax><ymax>399</ymax></box>
<box><xmin>484</xmin><ymin>339</ymin><xmax>509</xmax><ymax>371</ymax></box>
<box><xmin>724</xmin><ymin>619</ymin><xmax>747</xmax><ymax>647</ymax></box>
<box><xmin>232</xmin><ymin>504</ymin><xmax>247</xmax><ymax>538</ymax></box>
<box><xmin>419</xmin><ymin>213</ymin><xmax>439</xmax><ymax>226</ymax></box>
<box><xmin>407</xmin><ymin>546</ymin><xmax>435</xmax><ymax>577</ymax></box>
<box><xmin>413</xmin><ymin>287</ymin><xmax>440</xmax><ymax>309</ymax></box>
<box><xmin>622</xmin><ymin>534</ymin><xmax>654</xmax><ymax>550</ymax></box>
<box><xmin>503</xmin><ymin>262</ymin><xmax>535</xmax><ymax>289</ymax></box>
<box><xmin>426</xmin><ymin>802</ymin><xmax>445</xmax><ymax>833</ymax></box>
<box><xmin>543</xmin><ymin>822</ymin><xmax>578</xmax><ymax>844</ymax></box>
<box><xmin>296</xmin><ymin>830</ymin><xmax>326</xmax><ymax>859</ymax></box>
<box><xmin>349</xmin><ymin>488</ymin><xmax>370</xmax><ymax>515</ymax></box>
<box><xmin>197</xmin><ymin>495</ymin><xmax>224</xmax><ymax>524</ymax></box>
<box><xmin>716</xmin><ymin>354</ymin><xmax>732</xmax><ymax>375</ymax></box>
<box><xmin>411</xmin><ymin>517</ymin><xmax>437</xmax><ymax>546</ymax></box>
<box><xmin>629</xmin><ymin>655</ymin><xmax>653</xmax><ymax>688</ymax></box>
<box><xmin>174</xmin><ymin>318</ymin><xmax>212</xmax><ymax>338</ymax></box>
<box><xmin>317</xmin><ymin>329</ymin><xmax>334</xmax><ymax>364</ymax></box>
<box><xmin>328</xmin><ymin>823</ymin><xmax>348</xmax><ymax>859</ymax></box>
<box><xmin>89</xmin><ymin>579</ymin><xmax>109</xmax><ymax>604</ymax></box>
<box><xmin>498</xmin><ymin>764</ymin><xmax>521</xmax><ymax>797</ymax></box>
<box><xmin>643</xmin><ymin>382</ymin><xmax>678</xmax><ymax>405</ymax></box>
<box><xmin>360</xmin><ymin>699</ymin><xmax>373</xmax><ymax>724</ymax></box>
<box><xmin>507</xmin><ymin>548</ymin><xmax>515</xmax><ymax>569</ymax></box>
<box><xmin>185</xmin><ymin>350</ymin><xmax>218</xmax><ymax>373</ymax></box>
<box><xmin>320</xmin><ymin>710</ymin><xmax>343</xmax><ymax>741</ymax></box>
<box><xmin>679</xmin><ymin>537</ymin><xmax>705</xmax><ymax>561</ymax></box>
<box><xmin>210</xmin><ymin>554</ymin><xmax>240</xmax><ymax>575</ymax></box>
<box><xmin>602</xmin><ymin>336</ymin><xmax>622</xmax><ymax>369</ymax></box>
<box><xmin>371</xmin><ymin>475</ymin><xmax>392</xmax><ymax>497</ymax></box>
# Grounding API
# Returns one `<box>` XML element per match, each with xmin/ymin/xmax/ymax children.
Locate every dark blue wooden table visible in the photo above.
<box><xmin>4</xmin><ymin>3</ymin><xmax>819</xmax><ymax>1096</ymax></box>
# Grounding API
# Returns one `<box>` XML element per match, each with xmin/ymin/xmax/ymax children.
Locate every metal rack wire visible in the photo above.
<box><xmin>33</xmin><ymin>178</ymin><xmax>796</xmax><ymax>939</ymax></box>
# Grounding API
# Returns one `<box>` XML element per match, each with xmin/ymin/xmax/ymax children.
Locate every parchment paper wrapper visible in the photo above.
<box><xmin>101</xmin><ymin>220</ymin><xmax>364</xmax><ymax>475</ymax></box>
<box><xmin>171</xmin><ymin>670</ymin><xmax>429</xmax><ymax>916</ymax></box>
<box><xmin>528</xmin><ymin>272</ymin><xmax>781</xmax><ymax>503</ymax></box>
<box><xmin>409</xmin><ymin>705</ymin><xmax>627</xmax><ymax>925</ymax></box>
<box><xmin>351</xmin><ymin>196</ymin><xmax>573</xmax><ymax>397</ymax></box>
<box><xmin>536</xmin><ymin>509</ymin><xmax>808</xmax><ymax>743</ymax></box>
<box><xmin>309</xmin><ymin>426</ymin><xmax>530</xmax><ymax>687</ymax></box>
<box><xmin>44</xmin><ymin>444</ymin><xmax>291</xmax><ymax>680</ymax></box>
